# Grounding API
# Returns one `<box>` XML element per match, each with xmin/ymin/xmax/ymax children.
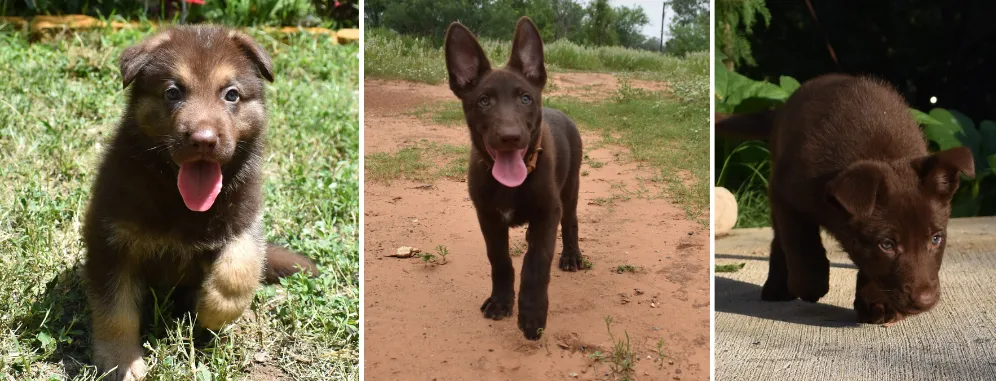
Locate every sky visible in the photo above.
<box><xmin>609</xmin><ymin>0</ymin><xmax>676</xmax><ymax>41</ymax></box>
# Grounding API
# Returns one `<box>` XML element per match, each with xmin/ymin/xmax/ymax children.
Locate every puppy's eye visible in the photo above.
<box><xmin>224</xmin><ymin>88</ymin><xmax>240</xmax><ymax>103</ymax></box>
<box><xmin>931</xmin><ymin>233</ymin><xmax>944</xmax><ymax>246</ymax></box>
<box><xmin>477</xmin><ymin>96</ymin><xmax>490</xmax><ymax>108</ymax></box>
<box><xmin>879</xmin><ymin>239</ymin><xmax>896</xmax><ymax>252</ymax></box>
<box><xmin>521</xmin><ymin>94</ymin><xmax>532</xmax><ymax>105</ymax></box>
<box><xmin>165</xmin><ymin>86</ymin><xmax>182</xmax><ymax>101</ymax></box>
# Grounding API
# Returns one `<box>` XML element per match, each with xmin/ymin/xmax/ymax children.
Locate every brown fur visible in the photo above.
<box><xmin>717</xmin><ymin>74</ymin><xmax>975</xmax><ymax>324</ymax></box>
<box><xmin>444</xmin><ymin>17</ymin><xmax>584</xmax><ymax>340</ymax></box>
<box><xmin>83</xmin><ymin>25</ymin><xmax>318</xmax><ymax>381</ymax></box>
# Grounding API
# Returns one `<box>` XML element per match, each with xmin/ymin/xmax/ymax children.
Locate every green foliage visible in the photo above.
<box><xmin>716</xmin><ymin>62</ymin><xmax>996</xmax><ymax>226</ymax></box>
<box><xmin>715</xmin><ymin>263</ymin><xmax>746</xmax><ymax>273</ymax></box>
<box><xmin>714</xmin><ymin>0</ymin><xmax>771</xmax><ymax>68</ymax></box>
<box><xmin>365</xmin><ymin>27</ymin><xmax>698</xmax><ymax>83</ymax></box>
<box><xmin>665</xmin><ymin>11</ymin><xmax>708</xmax><ymax>58</ymax></box>
<box><xmin>191</xmin><ymin>0</ymin><xmax>318</xmax><ymax>26</ymax></box>
<box><xmin>365</xmin><ymin>0</ymin><xmax>652</xmax><ymax>50</ymax></box>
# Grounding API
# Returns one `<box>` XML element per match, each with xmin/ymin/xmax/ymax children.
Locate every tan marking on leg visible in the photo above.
<box><xmin>197</xmin><ymin>229</ymin><xmax>264</xmax><ymax>330</ymax></box>
<box><xmin>89</xmin><ymin>273</ymin><xmax>147</xmax><ymax>381</ymax></box>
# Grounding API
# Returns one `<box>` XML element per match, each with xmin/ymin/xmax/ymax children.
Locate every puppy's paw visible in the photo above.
<box><xmin>517</xmin><ymin>309</ymin><xmax>547</xmax><ymax>341</ymax></box>
<box><xmin>94</xmin><ymin>344</ymin><xmax>147</xmax><ymax>381</ymax></box>
<box><xmin>787</xmin><ymin>260</ymin><xmax>830</xmax><ymax>303</ymax></box>
<box><xmin>761</xmin><ymin>279</ymin><xmax>797</xmax><ymax>302</ymax></box>
<box><xmin>480</xmin><ymin>296</ymin><xmax>513</xmax><ymax>320</ymax></box>
<box><xmin>558</xmin><ymin>250</ymin><xmax>584</xmax><ymax>272</ymax></box>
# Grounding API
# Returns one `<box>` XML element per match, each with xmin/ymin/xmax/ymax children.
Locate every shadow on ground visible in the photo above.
<box><xmin>714</xmin><ymin>276</ymin><xmax>858</xmax><ymax>328</ymax></box>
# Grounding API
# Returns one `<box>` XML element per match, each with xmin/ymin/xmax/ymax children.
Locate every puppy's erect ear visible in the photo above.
<box><xmin>828</xmin><ymin>162</ymin><xmax>885</xmax><ymax>218</ymax></box>
<box><xmin>228</xmin><ymin>30</ymin><xmax>275</xmax><ymax>82</ymax></box>
<box><xmin>915</xmin><ymin>146</ymin><xmax>975</xmax><ymax>199</ymax></box>
<box><xmin>119</xmin><ymin>30</ymin><xmax>173</xmax><ymax>89</ymax></box>
<box><xmin>445</xmin><ymin>22</ymin><xmax>491</xmax><ymax>97</ymax></box>
<box><xmin>506</xmin><ymin>16</ymin><xmax>546</xmax><ymax>90</ymax></box>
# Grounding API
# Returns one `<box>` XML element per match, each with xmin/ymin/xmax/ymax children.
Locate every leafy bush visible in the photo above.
<box><xmin>365</xmin><ymin>27</ymin><xmax>707</xmax><ymax>84</ymax></box>
<box><xmin>715</xmin><ymin>58</ymin><xmax>996</xmax><ymax>227</ymax></box>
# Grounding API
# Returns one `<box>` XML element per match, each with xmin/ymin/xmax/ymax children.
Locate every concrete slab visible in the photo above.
<box><xmin>715</xmin><ymin>217</ymin><xmax>996</xmax><ymax>380</ymax></box>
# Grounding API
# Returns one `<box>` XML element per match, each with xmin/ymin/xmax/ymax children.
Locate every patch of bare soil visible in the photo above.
<box><xmin>362</xmin><ymin>77</ymin><xmax>707</xmax><ymax>380</ymax></box>
<box><xmin>547</xmin><ymin>73</ymin><xmax>670</xmax><ymax>101</ymax></box>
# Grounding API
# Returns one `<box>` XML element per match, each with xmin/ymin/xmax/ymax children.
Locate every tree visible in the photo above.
<box><xmin>715</xmin><ymin>0</ymin><xmax>771</xmax><ymax>69</ymax></box>
<box><xmin>614</xmin><ymin>6</ymin><xmax>650</xmax><ymax>49</ymax></box>
<box><xmin>665</xmin><ymin>12</ymin><xmax>708</xmax><ymax>56</ymax></box>
<box><xmin>582</xmin><ymin>0</ymin><xmax>617</xmax><ymax>46</ymax></box>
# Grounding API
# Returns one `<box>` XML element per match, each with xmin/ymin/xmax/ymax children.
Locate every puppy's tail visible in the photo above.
<box><xmin>715</xmin><ymin>109</ymin><xmax>776</xmax><ymax>140</ymax></box>
<box><xmin>264</xmin><ymin>244</ymin><xmax>321</xmax><ymax>284</ymax></box>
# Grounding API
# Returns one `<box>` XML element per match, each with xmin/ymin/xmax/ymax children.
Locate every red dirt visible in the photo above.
<box><xmin>362</xmin><ymin>75</ymin><xmax>708</xmax><ymax>380</ymax></box>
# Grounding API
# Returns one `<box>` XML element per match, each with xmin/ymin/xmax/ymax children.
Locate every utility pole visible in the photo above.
<box><xmin>659</xmin><ymin>1</ymin><xmax>667</xmax><ymax>53</ymax></box>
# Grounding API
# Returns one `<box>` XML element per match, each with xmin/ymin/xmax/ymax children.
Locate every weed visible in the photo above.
<box><xmin>715</xmin><ymin>263</ymin><xmax>746</xmax><ymax>273</ymax></box>
<box><xmin>589</xmin><ymin>316</ymin><xmax>636</xmax><ymax>380</ymax></box>
<box><xmin>422</xmin><ymin>245</ymin><xmax>450</xmax><ymax>266</ymax></box>
<box><xmin>615</xmin><ymin>265</ymin><xmax>639</xmax><ymax>274</ymax></box>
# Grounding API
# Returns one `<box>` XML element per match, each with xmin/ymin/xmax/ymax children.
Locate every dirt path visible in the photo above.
<box><xmin>362</xmin><ymin>74</ymin><xmax>709</xmax><ymax>380</ymax></box>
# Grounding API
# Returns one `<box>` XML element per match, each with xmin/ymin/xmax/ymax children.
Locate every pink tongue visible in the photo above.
<box><xmin>177</xmin><ymin>161</ymin><xmax>223</xmax><ymax>212</ymax></box>
<box><xmin>491</xmin><ymin>148</ymin><xmax>528</xmax><ymax>187</ymax></box>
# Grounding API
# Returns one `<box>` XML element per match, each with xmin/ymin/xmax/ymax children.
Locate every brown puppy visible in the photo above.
<box><xmin>717</xmin><ymin>74</ymin><xmax>974</xmax><ymax>324</ymax></box>
<box><xmin>83</xmin><ymin>26</ymin><xmax>318</xmax><ymax>380</ymax></box>
<box><xmin>444</xmin><ymin>17</ymin><xmax>584</xmax><ymax>340</ymax></box>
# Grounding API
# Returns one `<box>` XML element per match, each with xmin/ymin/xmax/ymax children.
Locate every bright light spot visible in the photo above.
<box><xmin>930</xmin><ymin>96</ymin><xmax>938</xmax><ymax>104</ymax></box>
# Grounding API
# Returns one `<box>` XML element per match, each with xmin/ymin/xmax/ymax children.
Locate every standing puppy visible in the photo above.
<box><xmin>717</xmin><ymin>74</ymin><xmax>974</xmax><ymax>324</ymax></box>
<box><xmin>444</xmin><ymin>17</ymin><xmax>584</xmax><ymax>340</ymax></box>
<box><xmin>83</xmin><ymin>26</ymin><xmax>318</xmax><ymax>380</ymax></box>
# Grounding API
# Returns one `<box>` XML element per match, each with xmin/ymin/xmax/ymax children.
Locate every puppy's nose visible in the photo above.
<box><xmin>913</xmin><ymin>288</ymin><xmax>939</xmax><ymax>310</ymax></box>
<box><xmin>499</xmin><ymin>131</ymin><xmax>521</xmax><ymax>146</ymax></box>
<box><xmin>189</xmin><ymin>130</ymin><xmax>218</xmax><ymax>153</ymax></box>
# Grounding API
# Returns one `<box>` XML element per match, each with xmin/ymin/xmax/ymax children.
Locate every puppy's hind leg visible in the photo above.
<box><xmin>761</xmin><ymin>210</ymin><xmax>796</xmax><ymax>301</ymax></box>
<box><xmin>87</xmin><ymin>264</ymin><xmax>147</xmax><ymax>381</ymax></box>
<box><xmin>196</xmin><ymin>230</ymin><xmax>264</xmax><ymax>330</ymax></box>
<box><xmin>558</xmin><ymin>174</ymin><xmax>583</xmax><ymax>271</ymax></box>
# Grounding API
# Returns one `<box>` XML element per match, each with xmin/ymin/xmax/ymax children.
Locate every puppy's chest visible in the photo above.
<box><xmin>479</xmin><ymin>189</ymin><xmax>536</xmax><ymax>226</ymax></box>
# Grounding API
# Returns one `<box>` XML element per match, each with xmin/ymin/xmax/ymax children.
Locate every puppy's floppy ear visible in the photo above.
<box><xmin>445</xmin><ymin>22</ymin><xmax>491</xmax><ymax>97</ymax></box>
<box><xmin>915</xmin><ymin>146</ymin><xmax>975</xmax><ymax>199</ymax></box>
<box><xmin>228</xmin><ymin>30</ymin><xmax>275</xmax><ymax>82</ymax></box>
<box><xmin>506</xmin><ymin>16</ymin><xmax>546</xmax><ymax>90</ymax></box>
<box><xmin>119</xmin><ymin>30</ymin><xmax>173</xmax><ymax>89</ymax></box>
<box><xmin>828</xmin><ymin>162</ymin><xmax>885</xmax><ymax>218</ymax></box>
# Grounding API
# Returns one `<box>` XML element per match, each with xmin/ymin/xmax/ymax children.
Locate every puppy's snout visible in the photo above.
<box><xmin>499</xmin><ymin>130</ymin><xmax>521</xmax><ymax>146</ymax></box>
<box><xmin>188</xmin><ymin>129</ymin><xmax>219</xmax><ymax>154</ymax></box>
<box><xmin>912</xmin><ymin>287</ymin><xmax>939</xmax><ymax>310</ymax></box>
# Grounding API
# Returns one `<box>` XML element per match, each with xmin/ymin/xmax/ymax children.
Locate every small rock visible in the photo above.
<box><xmin>650</xmin><ymin>302</ymin><xmax>657</xmax><ymax>308</ymax></box>
<box><xmin>687</xmin><ymin>231</ymin><xmax>694</xmax><ymax>236</ymax></box>
<box><xmin>253</xmin><ymin>352</ymin><xmax>269</xmax><ymax>363</ymax></box>
<box><xmin>388</xmin><ymin>246</ymin><xmax>420</xmax><ymax>258</ymax></box>
<box><xmin>634</xmin><ymin>288</ymin><xmax>644</xmax><ymax>295</ymax></box>
<box><xmin>669</xmin><ymin>360</ymin><xmax>674</xmax><ymax>365</ymax></box>
<box><xmin>569</xmin><ymin>372</ymin><xmax>578</xmax><ymax>378</ymax></box>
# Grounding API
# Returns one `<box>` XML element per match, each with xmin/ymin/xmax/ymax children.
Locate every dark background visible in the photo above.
<box><xmin>740</xmin><ymin>0</ymin><xmax>996</xmax><ymax>123</ymax></box>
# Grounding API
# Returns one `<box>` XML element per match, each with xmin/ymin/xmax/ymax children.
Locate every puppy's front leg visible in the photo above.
<box><xmin>197</xmin><ymin>230</ymin><xmax>264</xmax><ymax>330</ymax></box>
<box><xmin>87</xmin><ymin>263</ymin><xmax>147</xmax><ymax>381</ymax></box>
<box><xmin>519</xmin><ymin>203</ymin><xmax>562</xmax><ymax>340</ymax></box>
<box><xmin>477</xmin><ymin>209</ymin><xmax>514</xmax><ymax>320</ymax></box>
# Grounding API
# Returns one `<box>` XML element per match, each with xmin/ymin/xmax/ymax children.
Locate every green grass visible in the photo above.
<box><xmin>0</xmin><ymin>25</ymin><xmax>358</xmax><ymax>380</ymax></box>
<box><xmin>589</xmin><ymin>316</ymin><xmax>636</xmax><ymax>381</ymax></box>
<box><xmin>715</xmin><ymin>263</ymin><xmax>746</xmax><ymax>273</ymax></box>
<box><xmin>364</xmin><ymin>27</ymin><xmax>708</xmax><ymax>84</ymax></box>
<box><xmin>548</xmin><ymin>84</ymin><xmax>709</xmax><ymax>223</ymax></box>
<box><xmin>365</xmin><ymin>141</ymin><xmax>469</xmax><ymax>184</ymax></box>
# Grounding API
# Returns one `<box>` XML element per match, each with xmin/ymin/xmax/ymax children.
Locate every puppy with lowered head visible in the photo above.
<box><xmin>717</xmin><ymin>74</ymin><xmax>974</xmax><ymax>325</ymax></box>
<box><xmin>83</xmin><ymin>26</ymin><xmax>318</xmax><ymax>380</ymax></box>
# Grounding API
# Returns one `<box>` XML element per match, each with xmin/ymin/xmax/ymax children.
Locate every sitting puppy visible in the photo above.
<box><xmin>717</xmin><ymin>74</ymin><xmax>974</xmax><ymax>324</ymax></box>
<box><xmin>83</xmin><ymin>26</ymin><xmax>318</xmax><ymax>380</ymax></box>
<box><xmin>444</xmin><ymin>17</ymin><xmax>584</xmax><ymax>340</ymax></box>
